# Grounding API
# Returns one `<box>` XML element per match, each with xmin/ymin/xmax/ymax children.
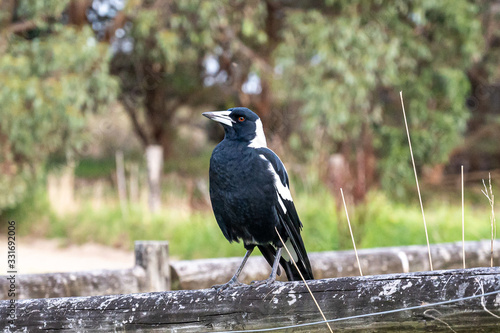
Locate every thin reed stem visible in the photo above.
<box><xmin>275</xmin><ymin>228</ymin><xmax>334</xmax><ymax>333</ymax></box>
<box><xmin>399</xmin><ymin>91</ymin><xmax>433</xmax><ymax>271</ymax></box>
<box><xmin>340</xmin><ymin>188</ymin><xmax>363</xmax><ymax>276</ymax></box>
<box><xmin>462</xmin><ymin>165</ymin><xmax>465</xmax><ymax>269</ymax></box>
<box><xmin>481</xmin><ymin>174</ymin><xmax>495</xmax><ymax>267</ymax></box>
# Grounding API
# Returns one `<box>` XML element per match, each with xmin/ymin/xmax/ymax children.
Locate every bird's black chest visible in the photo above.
<box><xmin>209</xmin><ymin>142</ymin><xmax>273</xmax><ymax>205</ymax></box>
<box><xmin>209</xmin><ymin>141</ymin><xmax>278</xmax><ymax>244</ymax></box>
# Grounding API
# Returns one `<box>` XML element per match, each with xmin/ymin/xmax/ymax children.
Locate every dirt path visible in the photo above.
<box><xmin>0</xmin><ymin>237</ymin><xmax>134</xmax><ymax>274</ymax></box>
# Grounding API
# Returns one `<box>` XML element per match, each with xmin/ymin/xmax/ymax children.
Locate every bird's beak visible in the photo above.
<box><xmin>202</xmin><ymin>111</ymin><xmax>234</xmax><ymax>127</ymax></box>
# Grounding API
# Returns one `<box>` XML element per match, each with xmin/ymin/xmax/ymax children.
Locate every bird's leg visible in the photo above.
<box><xmin>269</xmin><ymin>247</ymin><xmax>282</xmax><ymax>281</ymax></box>
<box><xmin>252</xmin><ymin>247</ymin><xmax>282</xmax><ymax>287</ymax></box>
<box><xmin>213</xmin><ymin>248</ymin><xmax>253</xmax><ymax>292</ymax></box>
<box><xmin>228</xmin><ymin>248</ymin><xmax>252</xmax><ymax>284</ymax></box>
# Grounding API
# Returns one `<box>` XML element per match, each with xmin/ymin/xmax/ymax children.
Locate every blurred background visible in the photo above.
<box><xmin>1</xmin><ymin>0</ymin><xmax>500</xmax><ymax>270</ymax></box>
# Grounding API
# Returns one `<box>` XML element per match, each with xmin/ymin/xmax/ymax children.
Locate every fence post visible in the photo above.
<box><xmin>134</xmin><ymin>241</ymin><xmax>170</xmax><ymax>291</ymax></box>
<box><xmin>115</xmin><ymin>150</ymin><xmax>128</xmax><ymax>217</ymax></box>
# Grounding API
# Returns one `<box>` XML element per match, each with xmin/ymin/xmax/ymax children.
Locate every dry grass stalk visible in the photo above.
<box><xmin>476</xmin><ymin>278</ymin><xmax>500</xmax><ymax>319</ymax></box>
<box><xmin>275</xmin><ymin>227</ymin><xmax>334</xmax><ymax>333</ymax></box>
<box><xmin>481</xmin><ymin>173</ymin><xmax>496</xmax><ymax>267</ymax></box>
<box><xmin>340</xmin><ymin>188</ymin><xmax>363</xmax><ymax>276</ymax></box>
<box><xmin>399</xmin><ymin>91</ymin><xmax>433</xmax><ymax>271</ymax></box>
<box><xmin>462</xmin><ymin>165</ymin><xmax>465</xmax><ymax>269</ymax></box>
<box><xmin>423</xmin><ymin>309</ymin><xmax>458</xmax><ymax>333</ymax></box>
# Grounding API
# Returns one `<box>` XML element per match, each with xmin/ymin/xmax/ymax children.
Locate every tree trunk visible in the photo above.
<box><xmin>146</xmin><ymin>145</ymin><xmax>163</xmax><ymax>212</ymax></box>
<box><xmin>115</xmin><ymin>150</ymin><xmax>127</xmax><ymax>216</ymax></box>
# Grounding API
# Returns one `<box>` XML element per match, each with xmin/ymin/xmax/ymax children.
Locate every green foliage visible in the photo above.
<box><xmin>275</xmin><ymin>0</ymin><xmax>483</xmax><ymax>199</ymax></box>
<box><xmin>0</xmin><ymin>168</ymin><xmax>29</xmax><ymax>211</ymax></box>
<box><xmin>74</xmin><ymin>158</ymin><xmax>116</xmax><ymax>179</ymax></box>
<box><xmin>0</xmin><ymin>2</ymin><xmax>118</xmax><ymax>212</ymax></box>
<box><xmin>1</xmin><ymin>26</ymin><xmax>115</xmax><ymax>157</ymax></box>
<box><xmin>112</xmin><ymin>0</ymin><xmax>283</xmax><ymax>156</ymax></box>
<box><xmin>116</xmin><ymin>2</ymin><xmax>220</xmax><ymax>94</ymax></box>
<box><xmin>15</xmin><ymin>0</ymin><xmax>70</xmax><ymax>23</ymax></box>
<box><xmin>0</xmin><ymin>179</ymin><xmax>53</xmax><ymax>236</ymax></box>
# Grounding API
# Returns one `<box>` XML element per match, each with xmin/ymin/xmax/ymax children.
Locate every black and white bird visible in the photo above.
<box><xmin>203</xmin><ymin>107</ymin><xmax>314</xmax><ymax>288</ymax></box>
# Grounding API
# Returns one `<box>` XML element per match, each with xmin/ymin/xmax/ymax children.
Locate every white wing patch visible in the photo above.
<box><xmin>281</xmin><ymin>239</ymin><xmax>299</xmax><ymax>263</ymax></box>
<box><xmin>277</xmin><ymin>196</ymin><xmax>287</xmax><ymax>214</ymax></box>
<box><xmin>249</xmin><ymin>119</ymin><xmax>267</xmax><ymax>148</ymax></box>
<box><xmin>259</xmin><ymin>154</ymin><xmax>293</xmax><ymax>214</ymax></box>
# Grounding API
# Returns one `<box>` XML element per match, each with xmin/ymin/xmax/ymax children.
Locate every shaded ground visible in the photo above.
<box><xmin>0</xmin><ymin>237</ymin><xmax>134</xmax><ymax>274</ymax></box>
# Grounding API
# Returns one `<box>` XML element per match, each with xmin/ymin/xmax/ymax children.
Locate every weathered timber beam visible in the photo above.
<box><xmin>0</xmin><ymin>241</ymin><xmax>169</xmax><ymax>299</ymax></box>
<box><xmin>1</xmin><ymin>267</ymin><xmax>499</xmax><ymax>332</ymax></box>
<box><xmin>1</xmin><ymin>268</ymin><xmax>144</xmax><ymax>300</ymax></box>
<box><xmin>171</xmin><ymin>239</ymin><xmax>500</xmax><ymax>290</ymax></box>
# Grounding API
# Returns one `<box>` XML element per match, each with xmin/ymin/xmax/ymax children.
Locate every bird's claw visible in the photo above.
<box><xmin>250</xmin><ymin>278</ymin><xmax>279</xmax><ymax>288</ymax></box>
<box><xmin>212</xmin><ymin>279</ymin><xmax>246</xmax><ymax>293</ymax></box>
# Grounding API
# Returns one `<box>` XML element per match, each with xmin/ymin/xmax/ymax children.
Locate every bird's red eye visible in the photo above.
<box><xmin>238</xmin><ymin>116</ymin><xmax>245</xmax><ymax>122</ymax></box>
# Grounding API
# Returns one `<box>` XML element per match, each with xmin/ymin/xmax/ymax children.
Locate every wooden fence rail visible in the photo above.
<box><xmin>1</xmin><ymin>267</ymin><xmax>499</xmax><ymax>332</ymax></box>
<box><xmin>171</xmin><ymin>239</ymin><xmax>500</xmax><ymax>289</ymax></box>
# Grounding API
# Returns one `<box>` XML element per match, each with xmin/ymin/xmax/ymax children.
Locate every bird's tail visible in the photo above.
<box><xmin>277</xmin><ymin>216</ymin><xmax>315</xmax><ymax>281</ymax></box>
<box><xmin>281</xmin><ymin>255</ymin><xmax>314</xmax><ymax>281</ymax></box>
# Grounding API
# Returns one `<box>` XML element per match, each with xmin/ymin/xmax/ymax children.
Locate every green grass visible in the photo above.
<box><xmin>45</xmin><ymin>203</ymin><xmax>246</xmax><ymax>259</ymax></box>
<box><xmin>294</xmin><ymin>186</ymin><xmax>340</xmax><ymax>252</ymax></box>
<box><xmin>2</xmin><ymin>178</ymin><xmax>498</xmax><ymax>260</ymax></box>
<box><xmin>357</xmin><ymin>192</ymin><xmax>495</xmax><ymax>248</ymax></box>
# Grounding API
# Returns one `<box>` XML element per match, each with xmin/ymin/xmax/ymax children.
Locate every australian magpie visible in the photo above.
<box><xmin>203</xmin><ymin>107</ymin><xmax>314</xmax><ymax>288</ymax></box>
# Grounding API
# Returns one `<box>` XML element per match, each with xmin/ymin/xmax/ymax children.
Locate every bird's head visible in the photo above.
<box><xmin>203</xmin><ymin>107</ymin><xmax>267</xmax><ymax>148</ymax></box>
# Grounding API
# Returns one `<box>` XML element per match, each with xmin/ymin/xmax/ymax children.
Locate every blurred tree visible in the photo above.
<box><xmin>80</xmin><ymin>0</ymin><xmax>289</xmax><ymax>211</ymax></box>
<box><xmin>95</xmin><ymin>0</ymin><xmax>486</xmax><ymax>206</ymax></box>
<box><xmin>274</xmin><ymin>0</ymin><xmax>483</xmax><ymax>203</ymax></box>
<box><xmin>466</xmin><ymin>0</ymin><xmax>500</xmax><ymax>130</ymax></box>
<box><xmin>103</xmin><ymin>0</ymin><xmax>289</xmax><ymax>156</ymax></box>
<box><xmin>20</xmin><ymin>0</ymin><xmax>484</xmax><ymax>209</ymax></box>
<box><xmin>108</xmin><ymin>1</ymin><xmax>218</xmax><ymax>156</ymax></box>
<box><xmin>0</xmin><ymin>0</ymin><xmax>117</xmax><ymax>212</ymax></box>
<box><xmin>446</xmin><ymin>0</ymin><xmax>500</xmax><ymax>172</ymax></box>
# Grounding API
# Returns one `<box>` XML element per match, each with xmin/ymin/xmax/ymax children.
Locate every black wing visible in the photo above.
<box><xmin>256</xmin><ymin>148</ymin><xmax>314</xmax><ymax>280</ymax></box>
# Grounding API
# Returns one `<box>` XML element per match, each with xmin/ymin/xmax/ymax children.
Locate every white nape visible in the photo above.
<box><xmin>249</xmin><ymin>119</ymin><xmax>267</xmax><ymax>148</ymax></box>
